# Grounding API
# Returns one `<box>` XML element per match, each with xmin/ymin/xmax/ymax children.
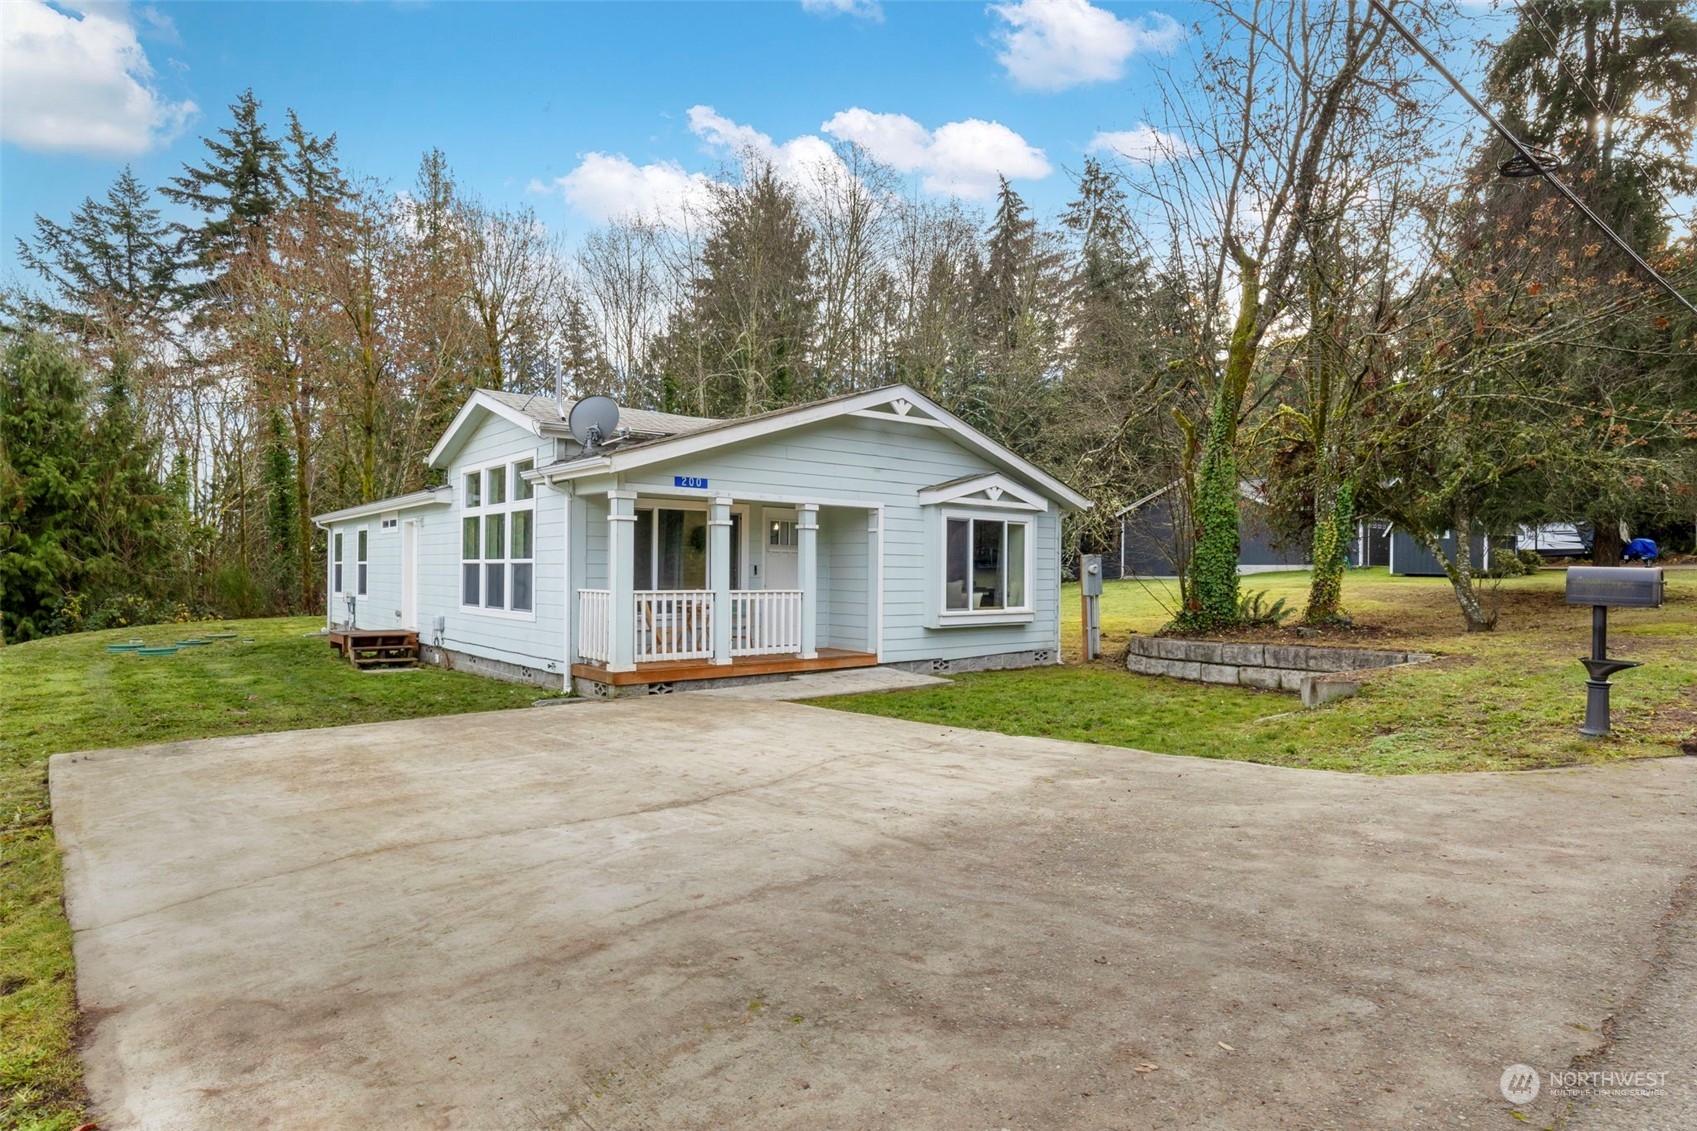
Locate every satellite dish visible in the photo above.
<box><xmin>568</xmin><ymin>396</ymin><xmax>620</xmax><ymax>449</ymax></box>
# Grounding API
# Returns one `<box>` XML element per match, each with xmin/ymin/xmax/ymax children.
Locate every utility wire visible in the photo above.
<box><xmin>1367</xmin><ymin>0</ymin><xmax>1697</xmax><ymax>319</ymax></box>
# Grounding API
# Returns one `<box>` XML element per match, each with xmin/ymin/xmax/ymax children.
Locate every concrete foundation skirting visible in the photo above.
<box><xmin>572</xmin><ymin>671</ymin><xmax>795</xmax><ymax>699</ymax></box>
<box><xmin>419</xmin><ymin>645</ymin><xmax>565</xmax><ymax>691</ymax></box>
<box><xmin>1124</xmin><ymin>638</ymin><xmax>1430</xmax><ymax>708</ymax></box>
<box><xmin>884</xmin><ymin>648</ymin><xmax>1060</xmax><ymax>677</ymax></box>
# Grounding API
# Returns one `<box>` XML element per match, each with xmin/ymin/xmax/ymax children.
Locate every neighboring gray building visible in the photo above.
<box><xmin>314</xmin><ymin>384</ymin><xmax>1090</xmax><ymax>695</ymax></box>
<box><xmin>1115</xmin><ymin>480</ymin><xmax>1311</xmax><ymax>579</ymax></box>
<box><xmin>1387</xmin><ymin>528</ymin><xmax>1492</xmax><ymax>577</ymax></box>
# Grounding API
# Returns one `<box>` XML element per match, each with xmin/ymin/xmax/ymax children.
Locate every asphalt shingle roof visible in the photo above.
<box><xmin>481</xmin><ymin>389</ymin><xmax>722</xmax><ymax>439</ymax></box>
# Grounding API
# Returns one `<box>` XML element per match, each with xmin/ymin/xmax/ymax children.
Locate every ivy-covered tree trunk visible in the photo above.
<box><xmin>1183</xmin><ymin>246</ymin><xmax>1260</xmax><ymax>630</ymax></box>
<box><xmin>1304</xmin><ymin>476</ymin><xmax>1353</xmax><ymax>623</ymax></box>
<box><xmin>1185</xmin><ymin>399</ymin><xmax>1242</xmax><ymax>628</ymax></box>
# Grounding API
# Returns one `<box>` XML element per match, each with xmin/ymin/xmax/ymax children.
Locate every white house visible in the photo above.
<box><xmin>313</xmin><ymin>384</ymin><xmax>1090</xmax><ymax>695</ymax></box>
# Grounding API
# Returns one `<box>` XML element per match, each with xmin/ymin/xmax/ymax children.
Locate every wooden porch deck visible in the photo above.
<box><xmin>571</xmin><ymin>648</ymin><xmax>878</xmax><ymax>688</ymax></box>
<box><xmin>327</xmin><ymin>627</ymin><xmax>419</xmax><ymax>670</ymax></box>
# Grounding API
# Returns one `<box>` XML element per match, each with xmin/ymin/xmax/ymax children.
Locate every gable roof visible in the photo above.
<box><xmin>534</xmin><ymin>384</ymin><xmax>1092</xmax><ymax>511</ymax></box>
<box><xmin>427</xmin><ymin>389</ymin><xmax>720</xmax><ymax>469</ymax></box>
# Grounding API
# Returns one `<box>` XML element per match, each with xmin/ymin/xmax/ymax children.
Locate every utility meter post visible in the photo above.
<box><xmin>1080</xmin><ymin>554</ymin><xmax>1103</xmax><ymax>661</ymax></box>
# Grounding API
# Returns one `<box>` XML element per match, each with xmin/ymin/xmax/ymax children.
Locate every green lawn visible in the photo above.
<box><xmin>822</xmin><ymin>568</ymin><xmax>1697</xmax><ymax>775</ymax></box>
<box><xmin>0</xmin><ymin>617</ymin><xmax>542</xmax><ymax>1131</ymax></box>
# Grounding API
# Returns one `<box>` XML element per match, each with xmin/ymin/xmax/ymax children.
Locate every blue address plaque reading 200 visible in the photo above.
<box><xmin>673</xmin><ymin>475</ymin><xmax>709</xmax><ymax>489</ymax></box>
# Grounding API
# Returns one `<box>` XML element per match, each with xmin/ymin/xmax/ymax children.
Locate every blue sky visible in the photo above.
<box><xmin>1</xmin><ymin>0</ymin><xmax>1495</xmax><ymax>280</ymax></box>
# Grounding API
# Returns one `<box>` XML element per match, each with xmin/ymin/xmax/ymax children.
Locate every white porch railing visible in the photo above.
<box><xmin>578</xmin><ymin>589</ymin><xmax>611</xmax><ymax>664</ymax></box>
<box><xmin>636</xmin><ymin>590</ymin><xmax>714</xmax><ymax>662</ymax></box>
<box><xmin>731</xmin><ymin>590</ymin><xmax>803</xmax><ymax>657</ymax></box>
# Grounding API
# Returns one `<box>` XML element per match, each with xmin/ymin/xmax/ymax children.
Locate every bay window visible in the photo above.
<box><xmin>460</xmin><ymin>460</ymin><xmax>536</xmax><ymax>615</ymax></box>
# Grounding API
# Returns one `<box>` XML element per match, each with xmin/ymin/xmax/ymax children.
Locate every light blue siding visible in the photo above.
<box><xmin>328</xmin><ymin>407</ymin><xmax>1069</xmax><ymax>679</ymax></box>
<box><xmin>629</xmin><ymin>415</ymin><xmax>1063</xmax><ymax>663</ymax></box>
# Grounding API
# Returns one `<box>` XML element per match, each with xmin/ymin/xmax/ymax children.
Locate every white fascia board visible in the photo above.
<box><xmin>538</xmin><ymin>384</ymin><xmax>1093</xmax><ymax>511</ymax></box>
<box><xmin>918</xmin><ymin>472</ymin><xmax>1047</xmax><ymax>511</ymax></box>
<box><xmin>426</xmin><ymin>391</ymin><xmax>544</xmax><ymax>469</ymax></box>
<box><xmin>312</xmin><ymin>488</ymin><xmax>450</xmax><ymax>526</ymax></box>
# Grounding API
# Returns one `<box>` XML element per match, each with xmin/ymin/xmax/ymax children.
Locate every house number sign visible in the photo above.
<box><xmin>673</xmin><ymin>475</ymin><xmax>709</xmax><ymax>489</ymax></box>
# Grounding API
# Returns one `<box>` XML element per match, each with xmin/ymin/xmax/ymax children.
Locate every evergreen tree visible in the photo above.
<box><xmin>163</xmin><ymin>89</ymin><xmax>288</xmax><ymax>290</ymax></box>
<box><xmin>970</xmin><ymin>178</ymin><xmax>1061</xmax><ymax>453</ymax></box>
<box><xmin>687</xmin><ymin>162</ymin><xmax>816</xmax><ymax>415</ymax></box>
<box><xmin>84</xmin><ymin>357</ymin><xmax>181</xmax><ymax>607</ymax></box>
<box><xmin>0</xmin><ymin>333</ymin><xmax>92</xmax><ymax>641</ymax></box>
<box><xmin>13</xmin><ymin>168</ymin><xmax>178</xmax><ymax>347</ymax></box>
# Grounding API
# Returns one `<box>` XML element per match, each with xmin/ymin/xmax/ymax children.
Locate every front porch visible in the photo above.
<box><xmin>566</xmin><ymin>489</ymin><xmax>880</xmax><ymax>691</ymax></box>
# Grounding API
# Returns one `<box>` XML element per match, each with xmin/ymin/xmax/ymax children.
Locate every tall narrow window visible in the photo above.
<box><xmin>513</xmin><ymin>459</ymin><xmax>534</xmax><ymax>501</ymax></box>
<box><xmin>357</xmin><ymin>529</ymin><xmax>369</xmax><ymax>596</ymax></box>
<box><xmin>484</xmin><ymin>512</ymin><xmax>506</xmax><ymax>609</ymax></box>
<box><xmin>333</xmin><ymin>532</ymin><xmax>344</xmax><ymax>594</ymax></box>
<box><xmin>510</xmin><ymin>510</ymin><xmax>534</xmax><ymax>612</ymax></box>
<box><xmin>462</xmin><ymin>516</ymin><xmax>481</xmax><ymax>605</ymax></box>
<box><xmin>464</xmin><ymin>471</ymin><xmax>480</xmax><ymax>508</ymax></box>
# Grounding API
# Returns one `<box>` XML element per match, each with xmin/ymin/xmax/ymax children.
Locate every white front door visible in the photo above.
<box><xmin>763</xmin><ymin>511</ymin><xmax>798</xmax><ymax>588</ymax></box>
<box><xmin>401</xmin><ymin>520</ymin><xmax>419</xmax><ymax>628</ymax></box>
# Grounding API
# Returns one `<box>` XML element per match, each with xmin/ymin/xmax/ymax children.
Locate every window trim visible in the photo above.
<box><xmin>332</xmin><ymin>530</ymin><xmax>344</xmax><ymax>595</ymax></box>
<box><xmin>458</xmin><ymin>455</ymin><xmax>538</xmax><ymax>621</ymax></box>
<box><xmin>935</xmin><ymin>507</ymin><xmax>1035</xmax><ymax>626</ymax></box>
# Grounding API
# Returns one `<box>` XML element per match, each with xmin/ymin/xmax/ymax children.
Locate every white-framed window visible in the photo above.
<box><xmin>460</xmin><ymin>459</ymin><xmax>535</xmax><ymax>616</ymax></box>
<box><xmin>631</xmin><ymin>501</ymin><xmax>745</xmax><ymax>589</ymax></box>
<box><xmin>380</xmin><ymin>515</ymin><xmax>397</xmax><ymax>531</ymax></box>
<box><xmin>356</xmin><ymin>527</ymin><xmax>369</xmax><ymax>596</ymax></box>
<box><xmin>768</xmin><ymin>519</ymin><xmax>798</xmax><ymax>548</ymax></box>
<box><xmin>333</xmin><ymin>531</ymin><xmax>344</xmax><ymax>594</ymax></box>
<box><xmin>941</xmin><ymin>512</ymin><xmax>1030</xmax><ymax>617</ymax></box>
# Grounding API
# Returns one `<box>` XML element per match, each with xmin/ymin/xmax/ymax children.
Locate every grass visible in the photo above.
<box><xmin>821</xmin><ymin>568</ymin><xmax>1697</xmax><ymax>775</ymax></box>
<box><xmin>0</xmin><ymin>617</ymin><xmax>542</xmax><ymax>1131</ymax></box>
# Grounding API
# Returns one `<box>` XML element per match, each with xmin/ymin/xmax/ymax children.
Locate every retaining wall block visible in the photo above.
<box><xmin>1198</xmin><ymin>663</ymin><xmax>1240</xmax><ymax>684</ymax></box>
<box><xmin>1238</xmin><ymin>667</ymin><xmax>1285</xmax><ymax>691</ymax></box>
<box><xmin>1220</xmin><ymin>643</ymin><xmax>1266</xmax><ymax>667</ymax></box>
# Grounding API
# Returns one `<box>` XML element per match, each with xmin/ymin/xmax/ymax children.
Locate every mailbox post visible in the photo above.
<box><xmin>1080</xmin><ymin>554</ymin><xmax>1103</xmax><ymax>662</ymax></box>
<box><xmin>1564</xmin><ymin>566</ymin><xmax>1664</xmax><ymax>737</ymax></box>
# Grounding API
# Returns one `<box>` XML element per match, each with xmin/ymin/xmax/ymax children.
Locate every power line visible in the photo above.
<box><xmin>1367</xmin><ymin>0</ymin><xmax>1697</xmax><ymax>319</ymax></box>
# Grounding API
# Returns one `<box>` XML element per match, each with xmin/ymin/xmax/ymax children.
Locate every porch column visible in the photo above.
<box><xmin>798</xmin><ymin>503</ymin><xmax>819</xmax><ymax>659</ymax></box>
<box><xmin>608</xmin><ymin>489</ymin><xmax>637</xmax><ymax>672</ymax></box>
<box><xmin>709</xmin><ymin>495</ymin><xmax>733</xmax><ymax>665</ymax></box>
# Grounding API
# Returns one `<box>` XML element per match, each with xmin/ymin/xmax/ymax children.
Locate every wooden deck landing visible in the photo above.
<box><xmin>572</xmin><ymin>648</ymin><xmax>878</xmax><ymax>688</ymax></box>
<box><xmin>328</xmin><ymin>628</ymin><xmax>419</xmax><ymax>670</ymax></box>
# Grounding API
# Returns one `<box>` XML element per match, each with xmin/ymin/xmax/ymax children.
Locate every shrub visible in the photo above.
<box><xmin>1238</xmin><ymin>590</ymin><xmax>1293</xmax><ymax>627</ymax></box>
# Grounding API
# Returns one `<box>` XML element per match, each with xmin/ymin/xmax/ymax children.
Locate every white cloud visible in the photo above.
<box><xmin>823</xmin><ymin>109</ymin><xmax>1050</xmax><ymax>198</ymax></box>
<box><xmin>0</xmin><ymin>0</ymin><xmax>196</xmax><ymax>156</ymax></box>
<box><xmin>535</xmin><ymin>153</ymin><xmax>715</xmax><ymax>228</ymax></box>
<box><xmin>1088</xmin><ymin>124</ymin><xmax>1191</xmax><ymax>163</ymax></box>
<box><xmin>800</xmin><ymin>0</ymin><xmax>882</xmax><ymax>19</ymax></box>
<box><xmin>545</xmin><ymin>102</ymin><xmax>1051</xmax><ymax>226</ymax></box>
<box><xmin>991</xmin><ymin>0</ymin><xmax>1182</xmax><ymax>92</ymax></box>
<box><xmin>686</xmin><ymin>104</ymin><xmax>847</xmax><ymax>192</ymax></box>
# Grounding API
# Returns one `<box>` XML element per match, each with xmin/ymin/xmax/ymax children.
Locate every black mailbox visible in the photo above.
<box><xmin>1565</xmin><ymin>566</ymin><xmax>1665</xmax><ymax>608</ymax></box>
<box><xmin>1565</xmin><ymin>566</ymin><xmax>1663</xmax><ymax>737</ymax></box>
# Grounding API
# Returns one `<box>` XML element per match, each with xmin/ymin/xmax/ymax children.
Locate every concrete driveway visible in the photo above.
<box><xmin>52</xmin><ymin>697</ymin><xmax>1697</xmax><ymax>1130</ymax></box>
